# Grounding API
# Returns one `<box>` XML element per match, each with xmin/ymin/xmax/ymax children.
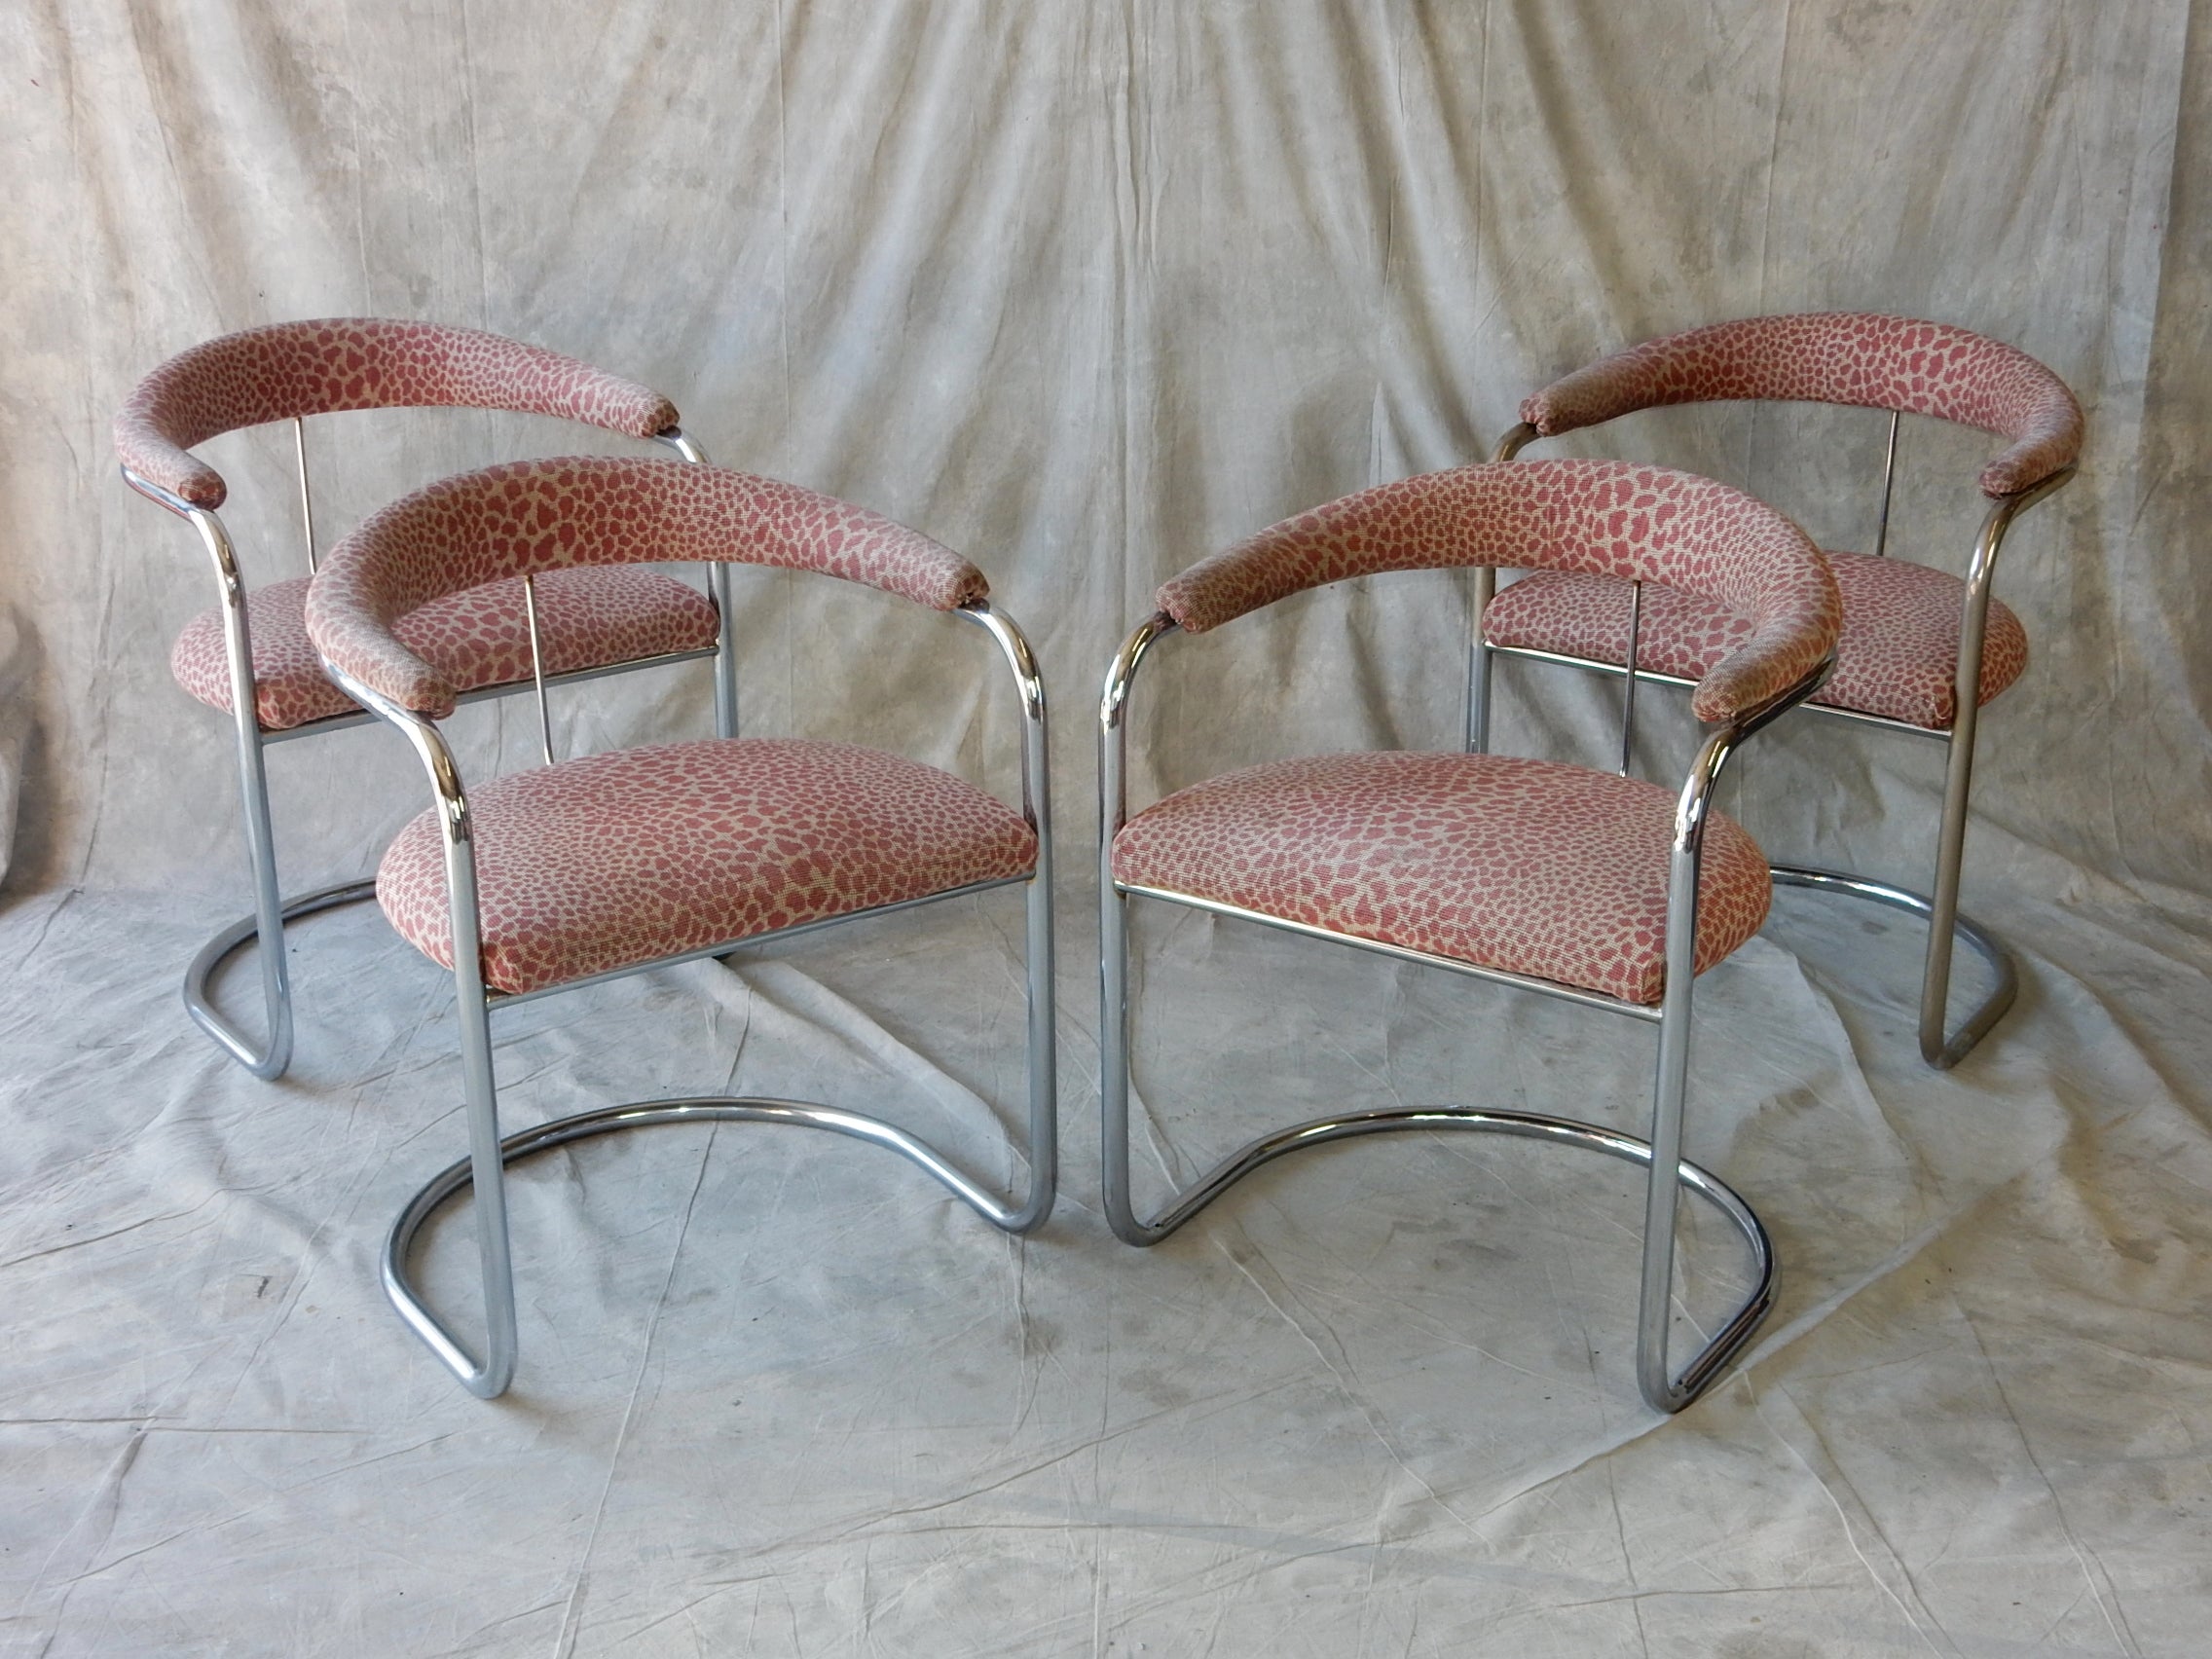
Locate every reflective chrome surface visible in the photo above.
<box><xmin>1872</xmin><ymin>408</ymin><xmax>1900</xmax><ymax>562</ymax></box>
<box><xmin>292</xmin><ymin>416</ymin><xmax>317</xmax><ymax>574</ymax></box>
<box><xmin>1096</xmin><ymin>1102</ymin><xmax>1776</xmax><ymax>1403</ymax></box>
<box><xmin>125</xmin><ymin>467</ymin><xmax>298</xmax><ymax>1078</ymax></box>
<box><xmin>123</xmin><ymin>417</ymin><xmax>729</xmax><ymax>1082</ymax></box>
<box><xmin>1915</xmin><ymin>464</ymin><xmax>2072</xmax><ymax>1067</ymax></box>
<box><xmin>1619</xmin><ymin>577</ymin><xmax>1643</xmax><ymax>777</ymax></box>
<box><xmin>1471</xmin><ymin>406</ymin><xmax>2078</xmax><ymax>1069</ymax></box>
<box><xmin>332</xmin><ymin>587</ymin><xmax>1057</xmax><ymax>1398</ymax></box>
<box><xmin>520</xmin><ymin>573</ymin><xmax>555</xmax><ymax>767</ymax></box>
<box><xmin>1771</xmin><ymin>865</ymin><xmax>2018</xmax><ymax>1066</ymax></box>
<box><xmin>385</xmin><ymin>1093</ymin><xmax>1061</xmax><ymax>1391</ymax></box>
<box><xmin>1100</xmin><ymin>601</ymin><xmax>1825</xmax><ymax>1415</ymax></box>
<box><xmin>183</xmin><ymin>879</ymin><xmax>378</xmax><ymax>1069</ymax></box>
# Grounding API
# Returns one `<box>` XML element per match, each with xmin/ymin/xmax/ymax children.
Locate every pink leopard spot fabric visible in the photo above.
<box><xmin>1484</xmin><ymin>550</ymin><xmax>2027</xmax><ymax>731</ymax></box>
<box><xmin>115</xmin><ymin>318</ymin><xmax>682</xmax><ymax>508</ymax></box>
<box><xmin>378</xmin><ymin>739</ymin><xmax>1037</xmax><ymax>998</ymax></box>
<box><xmin>170</xmin><ymin>569</ymin><xmax>719</xmax><ymax>732</ymax></box>
<box><xmin>1154</xmin><ymin>459</ymin><xmax>1839</xmax><ymax>725</ymax></box>
<box><xmin>1518</xmin><ymin>313</ymin><xmax>2082</xmax><ymax>499</ymax></box>
<box><xmin>1111</xmin><ymin>751</ymin><xmax>1770</xmax><ymax>1007</ymax></box>
<box><xmin>308</xmin><ymin>458</ymin><xmax>990</xmax><ymax>718</ymax></box>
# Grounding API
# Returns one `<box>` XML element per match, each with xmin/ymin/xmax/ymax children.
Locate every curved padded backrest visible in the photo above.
<box><xmin>1519</xmin><ymin>313</ymin><xmax>2083</xmax><ymax>498</ymax></box>
<box><xmin>1153</xmin><ymin>458</ymin><xmax>1839</xmax><ymax>724</ymax></box>
<box><xmin>307</xmin><ymin>457</ymin><xmax>989</xmax><ymax>718</ymax></box>
<box><xmin>114</xmin><ymin>317</ymin><xmax>682</xmax><ymax>508</ymax></box>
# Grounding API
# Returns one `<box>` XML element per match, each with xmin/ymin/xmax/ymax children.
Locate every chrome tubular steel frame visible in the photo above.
<box><xmin>332</xmin><ymin>595</ymin><xmax>1054</xmax><ymax>1399</ymax></box>
<box><xmin>1467</xmin><ymin>417</ymin><xmax>2075</xmax><ymax>1069</ymax></box>
<box><xmin>124</xmin><ymin>424</ymin><xmax>728</xmax><ymax>1082</ymax></box>
<box><xmin>1100</xmin><ymin>610</ymin><xmax>1827</xmax><ymax>1413</ymax></box>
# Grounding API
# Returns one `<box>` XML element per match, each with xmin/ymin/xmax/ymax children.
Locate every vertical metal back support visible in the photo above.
<box><xmin>1872</xmin><ymin>409</ymin><xmax>1900</xmax><ymax>562</ymax></box>
<box><xmin>652</xmin><ymin>428</ymin><xmax>739</xmax><ymax>741</ymax></box>
<box><xmin>521</xmin><ymin>574</ymin><xmax>556</xmax><ymax>768</ymax></box>
<box><xmin>1099</xmin><ymin>614</ymin><xmax>1178</xmax><ymax>1245</ymax></box>
<box><xmin>293</xmin><ymin>416</ymin><xmax>317</xmax><ymax>574</ymax></box>
<box><xmin>1465</xmin><ymin>565</ymin><xmax>1497</xmax><ymax>756</ymax></box>
<box><xmin>956</xmin><ymin>601</ymin><xmax>1059</xmax><ymax>1230</ymax></box>
<box><xmin>1466</xmin><ymin>423</ymin><xmax>1541</xmax><ymax>755</ymax></box>
<box><xmin>1618</xmin><ymin>580</ymin><xmax>1644</xmax><ymax>778</ymax></box>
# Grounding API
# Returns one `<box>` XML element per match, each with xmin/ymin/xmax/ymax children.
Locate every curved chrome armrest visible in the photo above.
<box><xmin>1098</xmin><ymin>612</ymin><xmax>1179</xmax><ymax>845</ymax></box>
<box><xmin>648</xmin><ymin>425</ymin><xmax>709</xmax><ymax>464</ymax></box>
<box><xmin>1971</xmin><ymin>461</ymin><xmax>2075</xmax><ymax>592</ymax></box>
<box><xmin>121</xmin><ymin>464</ymin><xmax>201</xmax><ymax>520</ymax></box>
<box><xmin>125</xmin><ymin>464</ymin><xmax>244</xmax><ymax>603</ymax></box>
<box><xmin>321</xmin><ymin>660</ymin><xmax>473</xmax><ymax>843</ymax></box>
<box><xmin>1674</xmin><ymin>649</ymin><xmax>1835</xmax><ymax>861</ymax></box>
<box><xmin>954</xmin><ymin>600</ymin><xmax>1052</xmax><ymax>843</ymax></box>
<box><xmin>1490</xmin><ymin>421</ymin><xmax>1540</xmax><ymax>463</ymax></box>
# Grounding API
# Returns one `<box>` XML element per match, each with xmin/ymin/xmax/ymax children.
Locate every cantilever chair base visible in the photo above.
<box><xmin>1101</xmin><ymin>878</ymin><xmax>1779</xmax><ymax>1415</ymax></box>
<box><xmin>387</xmin><ymin>1092</ymin><xmax>1052</xmax><ymax>1399</ymax></box>
<box><xmin>1108</xmin><ymin>1101</ymin><xmax>1776</xmax><ymax>1410</ymax></box>
<box><xmin>1769</xmin><ymin>865</ymin><xmax>2018</xmax><ymax>1070</ymax></box>
<box><xmin>184</xmin><ymin>878</ymin><xmax>379</xmax><ymax>1078</ymax></box>
<box><xmin>381</xmin><ymin>863</ymin><xmax>1056</xmax><ymax>1400</ymax></box>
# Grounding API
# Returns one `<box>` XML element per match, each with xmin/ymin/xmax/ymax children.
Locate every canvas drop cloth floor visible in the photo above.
<box><xmin>2</xmin><ymin>875</ymin><xmax>2207</xmax><ymax>1657</ymax></box>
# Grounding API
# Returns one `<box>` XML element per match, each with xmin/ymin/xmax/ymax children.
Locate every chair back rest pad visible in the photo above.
<box><xmin>1154</xmin><ymin>458</ymin><xmax>1839</xmax><ymax>725</ymax></box>
<box><xmin>115</xmin><ymin>318</ymin><xmax>682</xmax><ymax>508</ymax></box>
<box><xmin>307</xmin><ymin>457</ymin><xmax>988</xmax><ymax>718</ymax></box>
<box><xmin>1518</xmin><ymin>313</ymin><xmax>2082</xmax><ymax>498</ymax></box>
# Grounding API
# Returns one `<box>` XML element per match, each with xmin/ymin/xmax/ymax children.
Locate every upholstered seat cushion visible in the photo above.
<box><xmin>171</xmin><ymin>568</ymin><xmax>719</xmax><ymax>732</ymax></box>
<box><xmin>378</xmin><ymin>739</ymin><xmax>1037</xmax><ymax>997</ymax></box>
<box><xmin>1483</xmin><ymin>549</ymin><xmax>2026</xmax><ymax>731</ymax></box>
<box><xmin>1111</xmin><ymin>752</ymin><xmax>1771</xmax><ymax>1006</ymax></box>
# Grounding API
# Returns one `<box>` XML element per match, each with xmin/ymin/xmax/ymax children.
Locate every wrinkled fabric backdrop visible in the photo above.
<box><xmin>4</xmin><ymin>1</ymin><xmax>2211</xmax><ymax>1654</ymax></box>
<box><xmin>5</xmin><ymin>0</ymin><xmax>2205</xmax><ymax>906</ymax></box>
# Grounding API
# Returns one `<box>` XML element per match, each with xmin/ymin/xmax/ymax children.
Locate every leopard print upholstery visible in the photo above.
<box><xmin>169</xmin><ymin>570</ymin><xmax>719</xmax><ymax>733</ymax></box>
<box><xmin>1154</xmin><ymin>459</ymin><xmax>1839</xmax><ymax>725</ymax></box>
<box><xmin>307</xmin><ymin>458</ymin><xmax>991</xmax><ymax>719</ymax></box>
<box><xmin>1519</xmin><ymin>313</ymin><xmax>2081</xmax><ymax>499</ymax></box>
<box><xmin>115</xmin><ymin>317</ymin><xmax>681</xmax><ymax>508</ymax></box>
<box><xmin>1112</xmin><ymin>751</ymin><xmax>1770</xmax><ymax>1006</ymax></box>
<box><xmin>1485</xmin><ymin>550</ymin><xmax>2028</xmax><ymax>731</ymax></box>
<box><xmin>378</xmin><ymin>739</ymin><xmax>1038</xmax><ymax>997</ymax></box>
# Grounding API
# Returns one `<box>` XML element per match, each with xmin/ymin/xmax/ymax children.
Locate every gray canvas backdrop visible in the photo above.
<box><xmin>1</xmin><ymin>0</ymin><xmax>2204</xmax><ymax>930</ymax></box>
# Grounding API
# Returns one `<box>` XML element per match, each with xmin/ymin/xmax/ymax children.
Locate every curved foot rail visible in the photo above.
<box><xmin>1768</xmin><ymin>865</ymin><xmax>2017</xmax><ymax>1071</ymax></box>
<box><xmin>183</xmin><ymin>878</ymin><xmax>380</xmax><ymax>1079</ymax></box>
<box><xmin>1108</xmin><ymin>1105</ymin><xmax>1776</xmax><ymax>1414</ymax></box>
<box><xmin>384</xmin><ymin>1095</ymin><xmax>1050</xmax><ymax>1398</ymax></box>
